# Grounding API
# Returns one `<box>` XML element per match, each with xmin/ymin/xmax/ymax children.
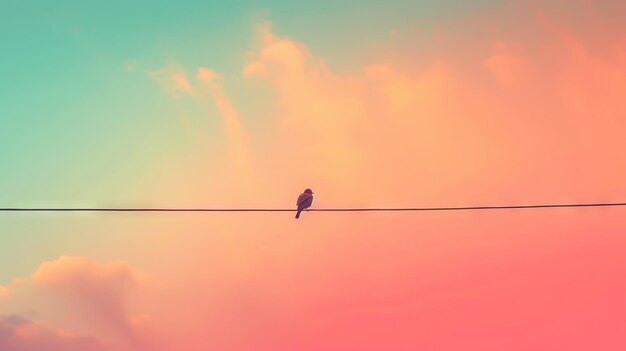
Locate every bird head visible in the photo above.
<box><xmin>304</xmin><ymin>188</ymin><xmax>314</xmax><ymax>194</ymax></box>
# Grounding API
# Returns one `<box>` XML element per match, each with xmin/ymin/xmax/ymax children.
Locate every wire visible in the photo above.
<box><xmin>0</xmin><ymin>202</ymin><xmax>625</xmax><ymax>212</ymax></box>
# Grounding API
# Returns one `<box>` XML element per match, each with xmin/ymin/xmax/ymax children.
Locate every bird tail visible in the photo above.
<box><xmin>295</xmin><ymin>209</ymin><xmax>302</xmax><ymax>219</ymax></box>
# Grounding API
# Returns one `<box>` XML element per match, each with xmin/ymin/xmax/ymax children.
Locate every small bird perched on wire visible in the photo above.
<box><xmin>295</xmin><ymin>188</ymin><xmax>314</xmax><ymax>219</ymax></box>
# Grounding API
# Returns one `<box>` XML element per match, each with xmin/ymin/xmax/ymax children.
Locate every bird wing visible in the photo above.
<box><xmin>301</xmin><ymin>196</ymin><xmax>313</xmax><ymax>209</ymax></box>
<box><xmin>296</xmin><ymin>193</ymin><xmax>306</xmax><ymax>206</ymax></box>
<box><xmin>297</xmin><ymin>193</ymin><xmax>313</xmax><ymax>207</ymax></box>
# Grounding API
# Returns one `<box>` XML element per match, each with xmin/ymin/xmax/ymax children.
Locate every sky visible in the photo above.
<box><xmin>1</xmin><ymin>0</ymin><xmax>626</xmax><ymax>350</ymax></box>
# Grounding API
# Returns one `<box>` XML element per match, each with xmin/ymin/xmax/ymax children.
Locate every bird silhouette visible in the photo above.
<box><xmin>295</xmin><ymin>189</ymin><xmax>314</xmax><ymax>219</ymax></box>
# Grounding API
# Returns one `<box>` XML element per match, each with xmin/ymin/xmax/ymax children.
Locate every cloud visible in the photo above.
<box><xmin>31</xmin><ymin>256</ymin><xmax>137</xmax><ymax>339</ymax></box>
<box><xmin>1</xmin><ymin>257</ymin><xmax>158</xmax><ymax>351</ymax></box>
<box><xmin>134</xmin><ymin>61</ymin><xmax>251</xmax><ymax>171</ymax></box>
<box><xmin>485</xmin><ymin>42</ymin><xmax>529</xmax><ymax>87</ymax></box>
<box><xmin>243</xmin><ymin>21</ymin><xmax>310</xmax><ymax>79</ymax></box>
<box><xmin>127</xmin><ymin>61</ymin><xmax>195</xmax><ymax>97</ymax></box>
<box><xmin>0</xmin><ymin>315</ymin><xmax>103</xmax><ymax>351</ymax></box>
<box><xmin>236</xmin><ymin>2</ymin><xmax>626</xmax><ymax>205</ymax></box>
<box><xmin>197</xmin><ymin>67</ymin><xmax>250</xmax><ymax>168</ymax></box>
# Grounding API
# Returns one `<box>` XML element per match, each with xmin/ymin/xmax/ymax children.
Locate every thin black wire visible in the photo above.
<box><xmin>0</xmin><ymin>202</ymin><xmax>625</xmax><ymax>212</ymax></box>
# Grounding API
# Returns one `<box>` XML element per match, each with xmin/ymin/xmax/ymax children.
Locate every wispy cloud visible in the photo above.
<box><xmin>197</xmin><ymin>67</ymin><xmax>250</xmax><ymax>168</ymax></box>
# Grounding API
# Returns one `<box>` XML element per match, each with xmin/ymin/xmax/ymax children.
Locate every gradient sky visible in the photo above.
<box><xmin>1</xmin><ymin>1</ymin><xmax>626</xmax><ymax>350</ymax></box>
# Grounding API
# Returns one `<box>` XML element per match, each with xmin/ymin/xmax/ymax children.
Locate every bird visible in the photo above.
<box><xmin>295</xmin><ymin>188</ymin><xmax>314</xmax><ymax>219</ymax></box>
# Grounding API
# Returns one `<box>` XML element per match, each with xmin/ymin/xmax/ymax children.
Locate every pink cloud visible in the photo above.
<box><xmin>1</xmin><ymin>257</ymin><xmax>160</xmax><ymax>351</ymax></box>
<box><xmin>0</xmin><ymin>315</ymin><xmax>103</xmax><ymax>351</ymax></box>
<box><xmin>31</xmin><ymin>256</ymin><xmax>137</xmax><ymax>339</ymax></box>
